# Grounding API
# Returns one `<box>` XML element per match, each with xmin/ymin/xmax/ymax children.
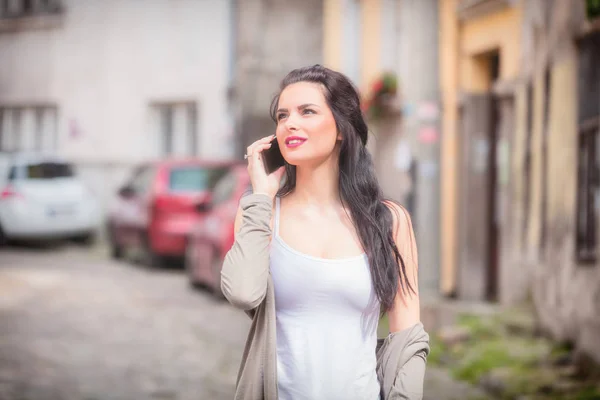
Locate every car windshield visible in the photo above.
<box><xmin>11</xmin><ymin>162</ymin><xmax>75</xmax><ymax>180</ymax></box>
<box><xmin>168</xmin><ymin>166</ymin><xmax>229</xmax><ymax>192</ymax></box>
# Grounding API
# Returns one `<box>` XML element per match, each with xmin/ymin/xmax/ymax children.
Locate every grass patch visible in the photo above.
<box><xmin>457</xmin><ymin>313</ymin><xmax>502</xmax><ymax>339</ymax></box>
<box><xmin>434</xmin><ymin>311</ymin><xmax>599</xmax><ymax>399</ymax></box>
<box><xmin>573</xmin><ymin>386</ymin><xmax>600</xmax><ymax>400</ymax></box>
<box><xmin>427</xmin><ymin>335</ymin><xmax>448</xmax><ymax>366</ymax></box>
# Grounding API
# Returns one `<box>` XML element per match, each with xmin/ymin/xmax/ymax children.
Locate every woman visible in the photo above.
<box><xmin>221</xmin><ymin>65</ymin><xmax>429</xmax><ymax>400</ymax></box>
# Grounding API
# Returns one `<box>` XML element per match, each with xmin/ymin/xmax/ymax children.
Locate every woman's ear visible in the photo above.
<box><xmin>336</xmin><ymin>130</ymin><xmax>343</xmax><ymax>141</ymax></box>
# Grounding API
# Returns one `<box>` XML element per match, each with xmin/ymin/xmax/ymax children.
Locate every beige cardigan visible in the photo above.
<box><xmin>221</xmin><ymin>193</ymin><xmax>429</xmax><ymax>400</ymax></box>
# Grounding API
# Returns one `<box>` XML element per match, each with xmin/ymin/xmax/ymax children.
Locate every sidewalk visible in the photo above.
<box><xmin>424</xmin><ymin>366</ymin><xmax>489</xmax><ymax>400</ymax></box>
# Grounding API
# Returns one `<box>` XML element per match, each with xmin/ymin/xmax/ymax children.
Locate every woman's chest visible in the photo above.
<box><xmin>270</xmin><ymin>241</ymin><xmax>376</xmax><ymax>314</ymax></box>
<box><xmin>277</xmin><ymin>213</ymin><xmax>364</xmax><ymax>260</ymax></box>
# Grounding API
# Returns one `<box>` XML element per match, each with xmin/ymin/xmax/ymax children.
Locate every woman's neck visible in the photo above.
<box><xmin>293</xmin><ymin>156</ymin><xmax>340</xmax><ymax>208</ymax></box>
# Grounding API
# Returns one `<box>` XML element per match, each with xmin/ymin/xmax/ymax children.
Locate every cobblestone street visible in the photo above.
<box><xmin>0</xmin><ymin>244</ymin><xmax>251</xmax><ymax>400</ymax></box>
<box><xmin>0</xmin><ymin>244</ymin><xmax>486</xmax><ymax>400</ymax></box>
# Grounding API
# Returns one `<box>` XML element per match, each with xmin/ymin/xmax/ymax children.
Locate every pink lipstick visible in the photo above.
<box><xmin>285</xmin><ymin>136</ymin><xmax>307</xmax><ymax>148</ymax></box>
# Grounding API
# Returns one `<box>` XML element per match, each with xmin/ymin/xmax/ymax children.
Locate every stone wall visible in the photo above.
<box><xmin>515</xmin><ymin>0</ymin><xmax>600</xmax><ymax>362</ymax></box>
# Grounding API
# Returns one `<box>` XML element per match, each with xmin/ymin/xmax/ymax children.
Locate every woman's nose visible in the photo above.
<box><xmin>284</xmin><ymin>115</ymin><xmax>299</xmax><ymax>131</ymax></box>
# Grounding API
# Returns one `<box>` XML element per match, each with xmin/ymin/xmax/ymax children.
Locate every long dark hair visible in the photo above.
<box><xmin>269</xmin><ymin>65</ymin><xmax>415</xmax><ymax>312</ymax></box>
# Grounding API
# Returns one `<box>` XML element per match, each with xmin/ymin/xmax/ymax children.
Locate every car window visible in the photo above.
<box><xmin>211</xmin><ymin>172</ymin><xmax>238</xmax><ymax>206</ymax></box>
<box><xmin>18</xmin><ymin>162</ymin><xmax>75</xmax><ymax>180</ymax></box>
<box><xmin>168</xmin><ymin>166</ymin><xmax>229</xmax><ymax>193</ymax></box>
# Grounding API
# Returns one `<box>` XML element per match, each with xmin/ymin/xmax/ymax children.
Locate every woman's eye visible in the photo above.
<box><xmin>302</xmin><ymin>109</ymin><xmax>315</xmax><ymax>115</ymax></box>
<box><xmin>277</xmin><ymin>113</ymin><xmax>287</xmax><ymax>121</ymax></box>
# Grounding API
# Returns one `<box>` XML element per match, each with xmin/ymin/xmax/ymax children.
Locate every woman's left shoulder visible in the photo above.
<box><xmin>381</xmin><ymin>201</ymin><xmax>419</xmax><ymax>270</ymax></box>
<box><xmin>381</xmin><ymin>200</ymin><xmax>414</xmax><ymax>235</ymax></box>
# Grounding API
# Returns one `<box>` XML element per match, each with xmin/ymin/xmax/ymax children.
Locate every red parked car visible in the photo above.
<box><xmin>185</xmin><ymin>165</ymin><xmax>251</xmax><ymax>297</ymax></box>
<box><xmin>106</xmin><ymin>158</ymin><xmax>237</xmax><ymax>266</ymax></box>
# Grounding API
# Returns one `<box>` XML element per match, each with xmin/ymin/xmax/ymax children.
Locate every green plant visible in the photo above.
<box><xmin>574</xmin><ymin>386</ymin><xmax>600</xmax><ymax>400</ymax></box>
<box><xmin>588</xmin><ymin>0</ymin><xmax>600</xmax><ymax>19</ymax></box>
<box><xmin>457</xmin><ymin>314</ymin><xmax>501</xmax><ymax>339</ymax></box>
<box><xmin>362</xmin><ymin>72</ymin><xmax>399</xmax><ymax>120</ymax></box>
<box><xmin>427</xmin><ymin>335</ymin><xmax>448</xmax><ymax>366</ymax></box>
<box><xmin>452</xmin><ymin>340</ymin><xmax>515</xmax><ymax>383</ymax></box>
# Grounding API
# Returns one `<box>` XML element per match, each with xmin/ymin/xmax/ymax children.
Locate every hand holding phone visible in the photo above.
<box><xmin>261</xmin><ymin>135</ymin><xmax>286</xmax><ymax>175</ymax></box>
<box><xmin>246</xmin><ymin>134</ymin><xmax>286</xmax><ymax>198</ymax></box>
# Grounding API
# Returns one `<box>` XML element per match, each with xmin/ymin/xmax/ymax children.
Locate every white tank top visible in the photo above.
<box><xmin>270</xmin><ymin>197</ymin><xmax>381</xmax><ymax>400</ymax></box>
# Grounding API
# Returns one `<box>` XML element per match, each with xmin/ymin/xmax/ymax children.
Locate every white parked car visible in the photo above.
<box><xmin>0</xmin><ymin>151</ymin><xmax>101</xmax><ymax>245</ymax></box>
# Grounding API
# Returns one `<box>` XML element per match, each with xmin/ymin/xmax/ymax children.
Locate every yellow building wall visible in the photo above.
<box><xmin>439</xmin><ymin>0</ymin><xmax>460</xmax><ymax>294</ymax></box>
<box><xmin>360</xmin><ymin>0</ymin><xmax>382</xmax><ymax>92</ymax></box>
<box><xmin>532</xmin><ymin>52</ymin><xmax>600</xmax><ymax>364</ymax></box>
<box><xmin>460</xmin><ymin>6</ymin><xmax>522</xmax><ymax>90</ymax></box>
<box><xmin>323</xmin><ymin>0</ymin><xmax>343</xmax><ymax>71</ymax></box>
<box><xmin>546</xmin><ymin>57</ymin><xmax>578</xmax><ymax>225</ymax></box>
<box><xmin>519</xmin><ymin>53</ymin><xmax>578</xmax><ymax>260</ymax></box>
<box><xmin>323</xmin><ymin>0</ymin><xmax>382</xmax><ymax>91</ymax></box>
<box><xmin>459</xmin><ymin>5</ymin><xmax>523</xmax><ymax>91</ymax></box>
<box><xmin>526</xmin><ymin>74</ymin><xmax>546</xmax><ymax>250</ymax></box>
<box><xmin>511</xmin><ymin>83</ymin><xmax>528</xmax><ymax>253</ymax></box>
<box><xmin>439</xmin><ymin>0</ymin><xmax>523</xmax><ymax>294</ymax></box>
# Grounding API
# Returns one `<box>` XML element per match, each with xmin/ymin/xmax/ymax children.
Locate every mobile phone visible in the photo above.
<box><xmin>262</xmin><ymin>136</ymin><xmax>286</xmax><ymax>174</ymax></box>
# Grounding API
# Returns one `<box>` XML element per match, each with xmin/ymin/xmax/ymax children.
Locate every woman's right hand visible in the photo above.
<box><xmin>246</xmin><ymin>134</ymin><xmax>286</xmax><ymax>199</ymax></box>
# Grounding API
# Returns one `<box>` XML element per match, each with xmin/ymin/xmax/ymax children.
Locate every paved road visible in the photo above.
<box><xmin>0</xmin><ymin>243</ymin><xmax>487</xmax><ymax>400</ymax></box>
<box><xmin>0</xmin><ymin>244</ymin><xmax>250</xmax><ymax>400</ymax></box>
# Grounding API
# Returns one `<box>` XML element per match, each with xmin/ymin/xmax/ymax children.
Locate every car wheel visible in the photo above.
<box><xmin>72</xmin><ymin>231</ymin><xmax>96</xmax><ymax>246</ymax></box>
<box><xmin>143</xmin><ymin>233</ymin><xmax>162</xmax><ymax>268</ymax></box>
<box><xmin>107</xmin><ymin>223</ymin><xmax>124</xmax><ymax>260</ymax></box>
<box><xmin>185</xmin><ymin>239</ymin><xmax>203</xmax><ymax>289</ymax></box>
<box><xmin>0</xmin><ymin>223</ymin><xmax>7</xmax><ymax>247</ymax></box>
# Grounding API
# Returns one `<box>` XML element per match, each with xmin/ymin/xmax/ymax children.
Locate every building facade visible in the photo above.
<box><xmin>440</xmin><ymin>0</ymin><xmax>600</xmax><ymax>361</ymax></box>
<box><xmin>439</xmin><ymin>0</ymin><xmax>524</xmax><ymax>302</ymax></box>
<box><xmin>0</xmin><ymin>0</ymin><xmax>235</xmax><ymax>210</ymax></box>
<box><xmin>519</xmin><ymin>0</ymin><xmax>600</xmax><ymax>363</ymax></box>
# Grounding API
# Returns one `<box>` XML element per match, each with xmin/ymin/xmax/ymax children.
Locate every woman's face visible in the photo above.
<box><xmin>275</xmin><ymin>82</ymin><xmax>340</xmax><ymax>167</ymax></box>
